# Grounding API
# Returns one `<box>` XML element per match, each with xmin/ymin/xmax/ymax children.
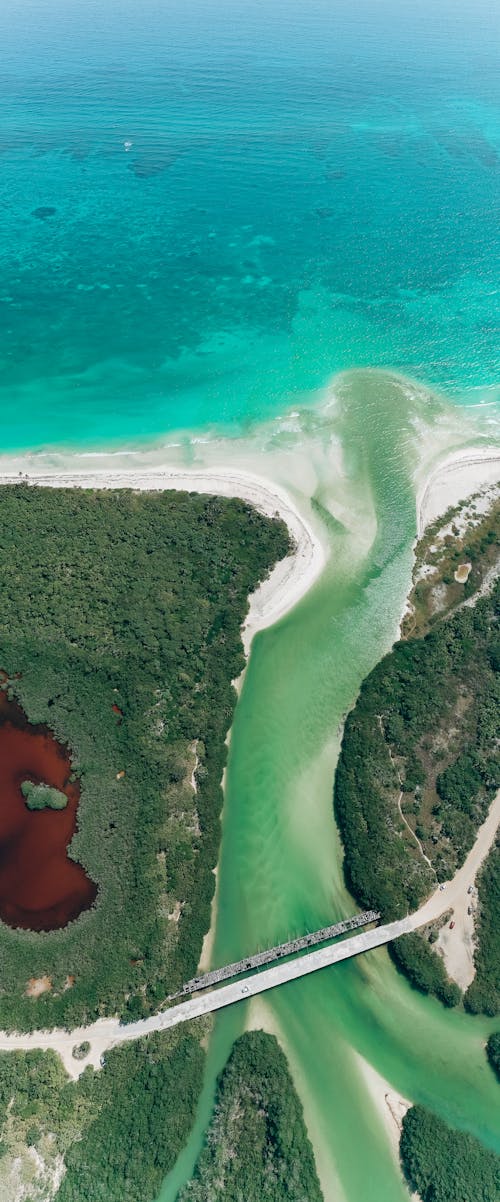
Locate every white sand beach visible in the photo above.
<box><xmin>416</xmin><ymin>446</ymin><xmax>500</xmax><ymax>535</ymax></box>
<box><xmin>355</xmin><ymin>1054</ymin><xmax>410</xmax><ymax>1162</ymax></box>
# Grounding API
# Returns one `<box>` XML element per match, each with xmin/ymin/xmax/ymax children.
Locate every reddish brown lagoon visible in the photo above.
<box><xmin>0</xmin><ymin>690</ymin><xmax>97</xmax><ymax>931</ymax></box>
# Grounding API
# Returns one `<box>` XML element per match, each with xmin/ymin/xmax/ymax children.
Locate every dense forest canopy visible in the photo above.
<box><xmin>465</xmin><ymin>837</ymin><xmax>500</xmax><ymax>1016</ymax></box>
<box><xmin>0</xmin><ymin>1027</ymin><xmax>323</xmax><ymax>1202</ymax></box>
<box><xmin>335</xmin><ymin>579</ymin><xmax>499</xmax><ymax>918</ymax></box>
<box><xmin>0</xmin><ymin>485</ymin><xmax>290</xmax><ymax>1030</ymax></box>
<box><xmin>486</xmin><ymin>1031</ymin><xmax>500</xmax><ymax>1080</ymax></box>
<box><xmin>178</xmin><ymin>1030</ymin><xmax>323</xmax><ymax>1202</ymax></box>
<box><xmin>0</xmin><ymin>1026</ymin><xmax>206</xmax><ymax>1202</ymax></box>
<box><xmin>334</xmin><ymin>498</ymin><xmax>499</xmax><ymax>1010</ymax></box>
<box><xmin>400</xmin><ymin>1105</ymin><xmax>500</xmax><ymax>1202</ymax></box>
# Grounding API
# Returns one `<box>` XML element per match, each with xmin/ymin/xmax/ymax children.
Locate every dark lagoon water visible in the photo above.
<box><xmin>0</xmin><ymin>690</ymin><xmax>96</xmax><ymax>930</ymax></box>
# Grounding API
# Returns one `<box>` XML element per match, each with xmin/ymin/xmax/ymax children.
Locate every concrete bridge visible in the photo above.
<box><xmin>0</xmin><ymin>913</ymin><xmax>412</xmax><ymax>1078</ymax></box>
<box><xmin>169</xmin><ymin>910</ymin><xmax>380</xmax><ymax>998</ymax></box>
<box><xmin>0</xmin><ymin>790</ymin><xmax>496</xmax><ymax>1079</ymax></box>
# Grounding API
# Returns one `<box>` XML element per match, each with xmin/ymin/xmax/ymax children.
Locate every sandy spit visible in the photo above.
<box><xmin>415</xmin><ymin>446</ymin><xmax>500</xmax><ymax>536</ymax></box>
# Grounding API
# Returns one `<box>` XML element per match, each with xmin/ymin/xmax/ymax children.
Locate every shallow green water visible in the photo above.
<box><xmin>159</xmin><ymin>373</ymin><xmax>499</xmax><ymax>1202</ymax></box>
<box><xmin>3</xmin><ymin>3</ymin><xmax>500</xmax><ymax>1197</ymax></box>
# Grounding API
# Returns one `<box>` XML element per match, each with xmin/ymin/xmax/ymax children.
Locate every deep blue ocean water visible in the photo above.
<box><xmin>1</xmin><ymin>0</ymin><xmax>499</xmax><ymax>448</ymax></box>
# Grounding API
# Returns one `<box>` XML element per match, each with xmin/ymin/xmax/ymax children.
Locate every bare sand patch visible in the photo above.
<box><xmin>25</xmin><ymin>978</ymin><xmax>52</xmax><ymax>999</ymax></box>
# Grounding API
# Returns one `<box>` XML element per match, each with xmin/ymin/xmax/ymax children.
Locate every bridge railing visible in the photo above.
<box><xmin>168</xmin><ymin>910</ymin><xmax>380</xmax><ymax>1000</ymax></box>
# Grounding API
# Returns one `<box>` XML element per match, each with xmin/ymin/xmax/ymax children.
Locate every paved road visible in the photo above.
<box><xmin>0</xmin><ymin>915</ymin><xmax>413</xmax><ymax>1078</ymax></box>
<box><xmin>0</xmin><ymin>791</ymin><xmax>497</xmax><ymax>1079</ymax></box>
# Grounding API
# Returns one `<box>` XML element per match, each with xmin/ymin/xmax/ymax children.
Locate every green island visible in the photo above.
<box><xmin>178</xmin><ymin>1030</ymin><xmax>323</xmax><ymax>1202</ymax></box>
<box><xmin>486</xmin><ymin>1031</ymin><xmax>500</xmax><ymax>1081</ymax></box>
<box><xmin>334</xmin><ymin>494</ymin><xmax>499</xmax><ymax>1012</ymax></box>
<box><xmin>21</xmin><ymin>782</ymin><xmax>68</xmax><ymax>811</ymax></box>
<box><xmin>0</xmin><ymin>484</ymin><xmax>290</xmax><ymax>1031</ymax></box>
<box><xmin>399</xmin><ymin>1105</ymin><xmax>500</xmax><ymax>1202</ymax></box>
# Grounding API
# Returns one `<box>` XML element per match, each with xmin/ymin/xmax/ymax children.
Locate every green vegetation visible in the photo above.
<box><xmin>486</xmin><ymin>1032</ymin><xmax>500</xmax><ymax>1081</ymax></box>
<box><xmin>57</xmin><ymin>1031</ymin><xmax>204</xmax><ymax>1202</ymax></box>
<box><xmin>0</xmin><ymin>1026</ymin><xmax>205</xmax><ymax>1202</ymax></box>
<box><xmin>0</xmin><ymin>1047</ymin><xmax>93</xmax><ymax>1200</ymax></box>
<box><xmin>21</xmin><ymin>781</ymin><xmax>68</xmax><ymax>810</ymax></box>
<box><xmin>390</xmin><ymin>933</ymin><xmax>461</xmax><ymax>1007</ymax></box>
<box><xmin>464</xmin><ymin>838</ymin><xmax>500</xmax><ymax>1016</ymax></box>
<box><xmin>334</xmin><ymin>499</ymin><xmax>499</xmax><ymax>1009</ymax></box>
<box><xmin>335</xmin><ymin>494</ymin><xmax>499</xmax><ymax>906</ymax></box>
<box><xmin>335</xmin><ymin>578</ymin><xmax>498</xmax><ymax>919</ymax></box>
<box><xmin>71</xmin><ymin>1040</ymin><xmax>90</xmax><ymax>1061</ymax></box>
<box><xmin>400</xmin><ymin>1105</ymin><xmax>500</xmax><ymax>1202</ymax></box>
<box><xmin>179</xmin><ymin>1030</ymin><xmax>323</xmax><ymax>1202</ymax></box>
<box><xmin>402</xmin><ymin>491</ymin><xmax>499</xmax><ymax>639</ymax></box>
<box><xmin>0</xmin><ymin>485</ymin><xmax>289</xmax><ymax>1029</ymax></box>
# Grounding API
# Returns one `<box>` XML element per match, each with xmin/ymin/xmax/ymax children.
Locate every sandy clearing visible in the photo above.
<box><xmin>411</xmin><ymin>788</ymin><xmax>500</xmax><ymax>937</ymax></box>
<box><xmin>418</xmin><ymin>793</ymin><xmax>500</xmax><ymax>990</ymax></box>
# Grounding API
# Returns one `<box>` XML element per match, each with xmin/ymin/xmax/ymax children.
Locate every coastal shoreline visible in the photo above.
<box><xmin>415</xmin><ymin>446</ymin><xmax>500</xmax><ymax>535</ymax></box>
<box><xmin>2</xmin><ymin>439</ymin><xmax>498</xmax><ymax>654</ymax></box>
<box><xmin>0</xmin><ymin>461</ymin><xmax>326</xmax><ymax>658</ymax></box>
<box><xmin>354</xmin><ymin>1054</ymin><xmax>410</xmax><ymax>1163</ymax></box>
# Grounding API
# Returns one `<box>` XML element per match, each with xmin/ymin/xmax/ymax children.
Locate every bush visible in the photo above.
<box><xmin>21</xmin><ymin>781</ymin><xmax>68</xmax><ymax>810</ymax></box>
<box><xmin>390</xmin><ymin>933</ymin><xmax>461</xmax><ymax>1007</ymax></box>
<box><xmin>486</xmin><ymin>1032</ymin><xmax>500</xmax><ymax>1081</ymax></box>
<box><xmin>179</xmin><ymin>1031</ymin><xmax>323</xmax><ymax>1202</ymax></box>
<box><xmin>400</xmin><ymin>1105</ymin><xmax>500</xmax><ymax>1201</ymax></box>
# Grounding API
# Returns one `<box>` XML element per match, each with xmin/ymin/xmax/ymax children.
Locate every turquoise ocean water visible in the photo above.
<box><xmin>1</xmin><ymin>0</ymin><xmax>499</xmax><ymax>449</ymax></box>
<box><xmin>2</xmin><ymin>6</ymin><xmax>500</xmax><ymax>1202</ymax></box>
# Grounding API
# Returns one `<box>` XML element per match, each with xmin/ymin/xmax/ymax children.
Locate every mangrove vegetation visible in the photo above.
<box><xmin>334</xmin><ymin>498</ymin><xmax>499</xmax><ymax>1009</ymax></box>
<box><xmin>400</xmin><ymin>1105</ymin><xmax>500</xmax><ymax>1202</ymax></box>
<box><xmin>0</xmin><ymin>484</ymin><xmax>289</xmax><ymax>1029</ymax></box>
<box><xmin>179</xmin><ymin>1030</ymin><xmax>323</xmax><ymax>1202</ymax></box>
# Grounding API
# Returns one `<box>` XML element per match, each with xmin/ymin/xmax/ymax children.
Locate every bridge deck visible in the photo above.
<box><xmin>170</xmin><ymin>910</ymin><xmax>380</xmax><ymax>998</ymax></box>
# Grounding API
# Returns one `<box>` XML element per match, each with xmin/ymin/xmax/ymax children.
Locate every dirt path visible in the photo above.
<box><xmin>411</xmin><ymin>789</ymin><xmax>500</xmax><ymax>988</ymax></box>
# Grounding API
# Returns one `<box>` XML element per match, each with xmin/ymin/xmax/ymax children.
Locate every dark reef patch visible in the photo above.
<box><xmin>31</xmin><ymin>206</ymin><xmax>57</xmax><ymax>220</ymax></box>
